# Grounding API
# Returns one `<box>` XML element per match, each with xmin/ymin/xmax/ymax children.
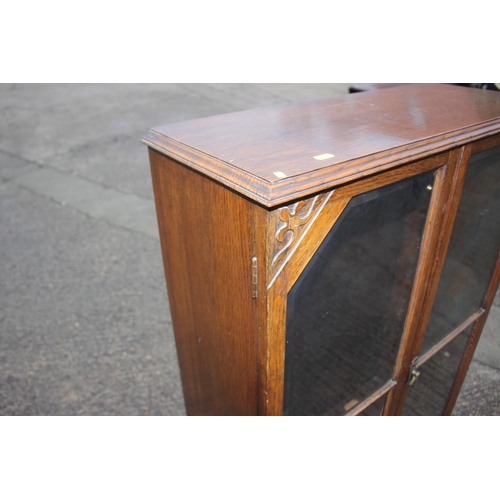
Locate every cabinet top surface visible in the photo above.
<box><xmin>143</xmin><ymin>84</ymin><xmax>500</xmax><ymax>207</ymax></box>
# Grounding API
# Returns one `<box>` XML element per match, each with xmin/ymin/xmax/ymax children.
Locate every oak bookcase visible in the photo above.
<box><xmin>143</xmin><ymin>84</ymin><xmax>500</xmax><ymax>415</ymax></box>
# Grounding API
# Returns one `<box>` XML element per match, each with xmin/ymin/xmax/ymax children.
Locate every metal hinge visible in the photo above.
<box><xmin>251</xmin><ymin>256</ymin><xmax>258</xmax><ymax>299</ymax></box>
<box><xmin>407</xmin><ymin>357</ymin><xmax>421</xmax><ymax>386</ymax></box>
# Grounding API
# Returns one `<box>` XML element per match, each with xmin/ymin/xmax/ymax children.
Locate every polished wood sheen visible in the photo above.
<box><xmin>145</xmin><ymin>85</ymin><xmax>500</xmax><ymax>416</ymax></box>
<box><xmin>144</xmin><ymin>84</ymin><xmax>500</xmax><ymax>206</ymax></box>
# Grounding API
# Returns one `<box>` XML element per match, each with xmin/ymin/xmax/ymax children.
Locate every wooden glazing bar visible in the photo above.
<box><xmin>345</xmin><ymin>380</ymin><xmax>397</xmax><ymax>416</ymax></box>
<box><xmin>416</xmin><ymin>309</ymin><xmax>485</xmax><ymax>367</ymax></box>
<box><xmin>443</xmin><ymin>251</ymin><xmax>500</xmax><ymax>415</ymax></box>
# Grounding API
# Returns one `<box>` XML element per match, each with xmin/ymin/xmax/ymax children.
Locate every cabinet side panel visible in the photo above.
<box><xmin>149</xmin><ymin>149</ymin><xmax>259</xmax><ymax>415</ymax></box>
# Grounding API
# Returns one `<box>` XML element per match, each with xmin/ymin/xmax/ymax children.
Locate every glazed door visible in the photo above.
<box><xmin>263</xmin><ymin>145</ymin><xmax>499</xmax><ymax>416</ymax></box>
<box><xmin>281</xmin><ymin>169</ymin><xmax>436</xmax><ymax>415</ymax></box>
<box><xmin>401</xmin><ymin>144</ymin><xmax>500</xmax><ymax>415</ymax></box>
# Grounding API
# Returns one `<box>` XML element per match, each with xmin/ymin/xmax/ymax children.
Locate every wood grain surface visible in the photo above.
<box><xmin>143</xmin><ymin>84</ymin><xmax>500</xmax><ymax>206</ymax></box>
<box><xmin>146</xmin><ymin>87</ymin><xmax>500</xmax><ymax>416</ymax></box>
<box><xmin>149</xmin><ymin>150</ymin><xmax>261</xmax><ymax>415</ymax></box>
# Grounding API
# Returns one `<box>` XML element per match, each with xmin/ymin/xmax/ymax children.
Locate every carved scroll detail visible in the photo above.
<box><xmin>268</xmin><ymin>191</ymin><xmax>333</xmax><ymax>288</ymax></box>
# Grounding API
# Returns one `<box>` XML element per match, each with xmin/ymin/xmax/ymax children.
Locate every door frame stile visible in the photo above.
<box><xmin>383</xmin><ymin>145</ymin><xmax>472</xmax><ymax>415</ymax></box>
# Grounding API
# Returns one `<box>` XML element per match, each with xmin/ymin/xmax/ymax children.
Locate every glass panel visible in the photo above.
<box><xmin>422</xmin><ymin>145</ymin><xmax>500</xmax><ymax>353</ymax></box>
<box><xmin>283</xmin><ymin>171</ymin><xmax>435</xmax><ymax>416</ymax></box>
<box><xmin>402</xmin><ymin>325</ymin><xmax>473</xmax><ymax>416</ymax></box>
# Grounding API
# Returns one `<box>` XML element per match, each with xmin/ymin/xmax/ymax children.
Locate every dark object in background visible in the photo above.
<box><xmin>349</xmin><ymin>83</ymin><xmax>408</xmax><ymax>93</ymax></box>
<box><xmin>349</xmin><ymin>83</ymin><xmax>500</xmax><ymax>93</ymax></box>
<box><xmin>456</xmin><ymin>83</ymin><xmax>500</xmax><ymax>91</ymax></box>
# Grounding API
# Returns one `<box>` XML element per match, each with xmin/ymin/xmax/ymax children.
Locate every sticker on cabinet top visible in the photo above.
<box><xmin>313</xmin><ymin>153</ymin><xmax>335</xmax><ymax>160</ymax></box>
<box><xmin>273</xmin><ymin>171</ymin><xmax>288</xmax><ymax>179</ymax></box>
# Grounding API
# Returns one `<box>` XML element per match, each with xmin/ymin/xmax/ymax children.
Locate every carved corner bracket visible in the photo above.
<box><xmin>267</xmin><ymin>190</ymin><xmax>334</xmax><ymax>288</ymax></box>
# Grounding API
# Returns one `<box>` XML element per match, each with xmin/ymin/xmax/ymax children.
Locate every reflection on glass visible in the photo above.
<box><xmin>422</xmin><ymin>145</ymin><xmax>500</xmax><ymax>353</ymax></box>
<box><xmin>284</xmin><ymin>171</ymin><xmax>434</xmax><ymax>415</ymax></box>
<box><xmin>402</xmin><ymin>326</ymin><xmax>473</xmax><ymax>416</ymax></box>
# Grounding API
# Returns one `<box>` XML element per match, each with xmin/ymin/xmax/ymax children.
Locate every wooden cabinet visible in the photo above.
<box><xmin>143</xmin><ymin>84</ymin><xmax>500</xmax><ymax>415</ymax></box>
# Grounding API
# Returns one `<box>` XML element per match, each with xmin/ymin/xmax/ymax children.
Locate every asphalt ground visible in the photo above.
<box><xmin>1</xmin><ymin>83</ymin><xmax>499</xmax><ymax>415</ymax></box>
